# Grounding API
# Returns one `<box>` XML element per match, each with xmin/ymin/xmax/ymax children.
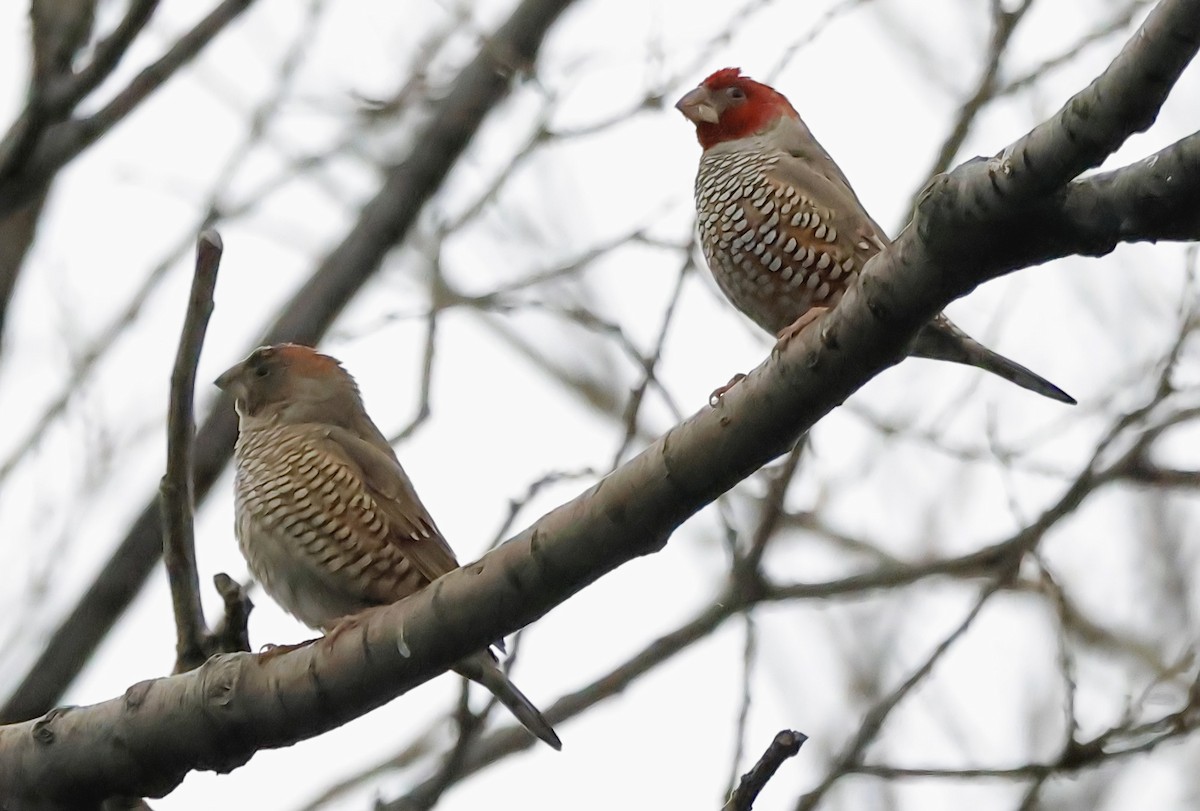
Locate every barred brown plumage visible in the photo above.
<box><xmin>677</xmin><ymin>67</ymin><xmax>1075</xmax><ymax>404</ymax></box>
<box><xmin>216</xmin><ymin>343</ymin><xmax>561</xmax><ymax>749</ymax></box>
<box><xmin>233</xmin><ymin>421</ymin><xmax>427</xmax><ymax>628</ymax></box>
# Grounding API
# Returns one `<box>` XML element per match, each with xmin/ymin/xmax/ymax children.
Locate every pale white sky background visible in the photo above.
<box><xmin>0</xmin><ymin>0</ymin><xmax>1197</xmax><ymax>809</ymax></box>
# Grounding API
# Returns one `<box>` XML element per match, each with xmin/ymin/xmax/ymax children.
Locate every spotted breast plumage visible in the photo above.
<box><xmin>695</xmin><ymin>146</ymin><xmax>883</xmax><ymax>336</ymax></box>
<box><xmin>677</xmin><ymin>67</ymin><xmax>1074</xmax><ymax>404</ymax></box>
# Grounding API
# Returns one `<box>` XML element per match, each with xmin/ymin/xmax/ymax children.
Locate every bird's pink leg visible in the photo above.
<box><xmin>256</xmin><ymin>617</ymin><xmax>365</xmax><ymax>664</ymax></box>
<box><xmin>257</xmin><ymin>637</ymin><xmax>318</xmax><ymax>663</ymax></box>
<box><xmin>322</xmin><ymin>614</ymin><xmax>366</xmax><ymax>647</ymax></box>
<box><xmin>775</xmin><ymin>307</ymin><xmax>829</xmax><ymax>350</ymax></box>
<box><xmin>710</xmin><ymin>307</ymin><xmax>833</xmax><ymax>406</ymax></box>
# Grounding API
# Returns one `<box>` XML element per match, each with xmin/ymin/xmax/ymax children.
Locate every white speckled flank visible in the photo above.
<box><xmin>694</xmin><ymin>142</ymin><xmax>866</xmax><ymax>335</ymax></box>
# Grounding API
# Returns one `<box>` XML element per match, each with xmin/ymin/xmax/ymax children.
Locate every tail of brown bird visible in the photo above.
<box><xmin>913</xmin><ymin>316</ymin><xmax>1076</xmax><ymax>404</ymax></box>
<box><xmin>455</xmin><ymin>652</ymin><xmax>562</xmax><ymax>750</ymax></box>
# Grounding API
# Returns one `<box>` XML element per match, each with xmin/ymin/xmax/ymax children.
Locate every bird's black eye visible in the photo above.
<box><xmin>726</xmin><ymin>86</ymin><xmax>746</xmax><ymax>100</ymax></box>
<box><xmin>254</xmin><ymin>365</ymin><xmax>270</xmax><ymax>378</ymax></box>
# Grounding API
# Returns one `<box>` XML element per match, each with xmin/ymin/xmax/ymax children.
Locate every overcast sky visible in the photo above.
<box><xmin>0</xmin><ymin>1</ymin><xmax>1197</xmax><ymax>809</ymax></box>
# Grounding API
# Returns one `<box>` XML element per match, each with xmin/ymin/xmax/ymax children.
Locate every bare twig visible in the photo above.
<box><xmin>0</xmin><ymin>0</ymin><xmax>258</xmax><ymax>216</ymax></box>
<box><xmin>160</xmin><ymin>230</ymin><xmax>223</xmax><ymax>674</ymax></box>
<box><xmin>612</xmin><ymin>255</ymin><xmax>693</xmax><ymax>467</ymax></box>
<box><xmin>849</xmin><ymin>671</ymin><xmax>1200</xmax><ymax>779</ymax></box>
<box><xmin>382</xmin><ymin>594</ymin><xmax>745</xmax><ymax>810</ymax></box>
<box><xmin>907</xmin><ymin>0</ymin><xmax>1036</xmax><ymax>215</ymax></box>
<box><xmin>294</xmin><ymin>730</ymin><xmax>438</xmax><ymax>811</ymax></box>
<box><xmin>39</xmin><ymin>0</ymin><xmax>158</xmax><ymax>115</ymax></box>
<box><xmin>997</xmin><ymin>0</ymin><xmax>1157</xmax><ymax>98</ymax></box>
<box><xmin>739</xmin><ymin>441</ymin><xmax>806</xmax><ymax>574</ymax></box>
<box><xmin>795</xmin><ymin>579</ymin><xmax>1004</xmax><ymax>811</ymax></box>
<box><xmin>0</xmin><ymin>0</ymin><xmax>328</xmax><ymax>492</ymax></box>
<box><xmin>0</xmin><ymin>0</ymin><xmax>111</xmax><ymax>184</ymax></box>
<box><xmin>723</xmin><ymin>730</ymin><xmax>807</xmax><ymax>811</ymax></box>
<box><xmin>724</xmin><ymin>614</ymin><xmax>759</xmax><ymax>803</ymax></box>
<box><xmin>370</xmin><ymin>377</ymin><xmax>1194</xmax><ymax>807</ymax></box>
<box><xmin>0</xmin><ymin>0</ymin><xmax>579</xmax><ymax>726</ymax></box>
<box><xmin>411</xmin><ymin>683</ymin><xmax>492</xmax><ymax>811</ymax></box>
<box><xmin>208</xmin><ymin>573</ymin><xmax>253</xmax><ymax>657</ymax></box>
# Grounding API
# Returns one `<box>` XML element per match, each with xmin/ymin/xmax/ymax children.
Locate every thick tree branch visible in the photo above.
<box><xmin>377</xmin><ymin>385</ymin><xmax>1176</xmax><ymax>809</ymax></box>
<box><xmin>911</xmin><ymin>0</ymin><xmax>1034</xmax><ymax>210</ymax></box>
<box><xmin>0</xmin><ymin>287</ymin><xmax>912</xmax><ymax>804</ymax></box>
<box><xmin>982</xmin><ymin>0</ymin><xmax>1200</xmax><ymax>204</ymax></box>
<box><xmin>892</xmin><ymin>128</ymin><xmax>1200</xmax><ymax>304</ymax></box>
<box><xmin>383</xmin><ymin>592</ymin><xmax>748</xmax><ymax>811</ymax></box>
<box><xmin>4</xmin><ymin>0</ymin><xmax>1194</xmax><ymax>738</ymax></box>
<box><xmin>0</xmin><ymin>226</ymin><xmax>1046</xmax><ymax>801</ymax></box>
<box><xmin>870</xmin><ymin>1</ymin><xmax>1200</xmax><ymax>311</ymax></box>
<box><xmin>1</xmin><ymin>2</ymin><xmax>1197</xmax><ymax>805</ymax></box>
<box><xmin>0</xmin><ymin>206</ymin><xmax>1189</xmax><ymax>803</ymax></box>
<box><xmin>1058</xmin><ymin>131</ymin><xmax>1200</xmax><ymax>245</ymax></box>
<box><xmin>0</xmin><ymin>0</ymin><xmax>579</xmax><ymax>727</ymax></box>
<box><xmin>9</xmin><ymin>76</ymin><xmax>1176</xmax><ymax>793</ymax></box>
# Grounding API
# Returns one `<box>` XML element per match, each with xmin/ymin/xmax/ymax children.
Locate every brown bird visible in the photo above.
<box><xmin>676</xmin><ymin>68</ymin><xmax>1074</xmax><ymax>404</ymax></box>
<box><xmin>215</xmin><ymin>343</ymin><xmax>561</xmax><ymax>749</ymax></box>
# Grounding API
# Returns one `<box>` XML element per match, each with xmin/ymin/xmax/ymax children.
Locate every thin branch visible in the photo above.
<box><xmin>0</xmin><ymin>0</ymin><xmax>257</xmax><ymax>216</ymax></box>
<box><xmin>907</xmin><ymin>0</ymin><xmax>1036</xmax><ymax>215</ymax></box>
<box><xmin>739</xmin><ymin>441</ymin><xmax>805</xmax><ymax>575</ymax></box>
<box><xmin>611</xmin><ymin>255</ymin><xmax>692</xmax><ymax>467</ymax></box>
<box><xmin>795</xmin><ymin>579</ymin><xmax>1004</xmax><ymax>811</ymax></box>
<box><xmin>294</xmin><ymin>730</ymin><xmax>438</xmax><ymax>811</ymax></box>
<box><xmin>723</xmin><ymin>730</ymin><xmax>807</xmax><ymax>811</ymax></box>
<box><xmin>160</xmin><ymin>230</ymin><xmax>223</xmax><ymax>674</ymax></box>
<box><xmin>413</xmin><ymin>682</ymin><xmax>490</xmax><ymax>811</ymax></box>
<box><xmin>723</xmin><ymin>614</ymin><xmax>759</xmax><ymax>804</ymax></box>
<box><xmin>207</xmin><ymin>573</ymin><xmax>252</xmax><ymax>656</ymax></box>
<box><xmin>0</xmin><ymin>0</ymin><xmax>116</xmax><ymax>183</ymax></box>
<box><xmin>764</xmin><ymin>0</ymin><xmax>876</xmax><ymax>83</ymax></box>
<box><xmin>960</xmin><ymin>0</ymin><xmax>1200</xmax><ymax>210</ymax></box>
<box><xmin>41</xmin><ymin>0</ymin><xmax>159</xmax><ymax>114</ymax></box>
<box><xmin>997</xmin><ymin>0</ymin><xmax>1157</xmax><ymax>98</ymax></box>
<box><xmin>850</xmin><ymin>673</ymin><xmax>1200</xmax><ymax>781</ymax></box>
<box><xmin>0</xmin><ymin>0</ymin><xmax>579</xmax><ymax>726</ymax></box>
<box><xmin>0</xmin><ymin>0</ymin><xmax>328</xmax><ymax>492</ymax></box>
<box><xmin>384</xmin><ymin>596</ymin><xmax>746</xmax><ymax>811</ymax></box>
<box><xmin>389</xmin><ymin>303</ymin><xmax>438</xmax><ymax>444</ymax></box>
<box><xmin>370</xmin><ymin>382</ymin><xmax>1186</xmax><ymax>807</ymax></box>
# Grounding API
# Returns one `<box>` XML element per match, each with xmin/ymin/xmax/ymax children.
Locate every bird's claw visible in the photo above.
<box><xmin>709</xmin><ymin>373</ymin><xmax>747</xmax><ymax>407</ymax></box>
<box><xmin>257</xmin><ymin>638</ymin><xmax>317</xmax><ymax>662</ymax></box>
<box><xmin>774</xmin><ymin>307</ymin><xmax>829</xmax><ymax>352</ymax></box>
<box><xmin>323</xmin><ymin>616</ymin><xmax>364</xmax><ymax>647</ymax></box>
<box><xmin>987</xmin><ymin>148</ymin><xmax>1014</xmax><ymax>178</ymax></box>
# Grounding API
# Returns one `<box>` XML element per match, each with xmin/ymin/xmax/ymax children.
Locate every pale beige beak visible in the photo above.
<box><xmin>214</xmin><ymin>363</ymin><xmax>240</xmax><ymax>391</ymax></box>
<box><xmin>214</xmin><ymin>361</ymin><xmax>250</xmax><ymax>403</ymax></box>
<box><xmin>675</xmin><ymin>86</ymin><xmax>720</xmax><ymax>125</ymax></box>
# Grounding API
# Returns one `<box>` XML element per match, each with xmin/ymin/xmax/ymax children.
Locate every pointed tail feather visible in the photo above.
<box><xmin>913</xmin><ymin>317</ymin><xmax>1076</xmax><ymax>405</ymax></box>
<box><xmin>456</xmin><ymin>653</ymin><xmax>562</xmax><ymax>750</ymax></box>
